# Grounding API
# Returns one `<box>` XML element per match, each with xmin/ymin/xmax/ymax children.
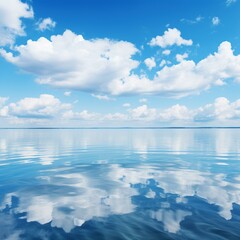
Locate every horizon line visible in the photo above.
<box><xmin>1</xmin><ymin>126</ymin><xmax>240</xmax><ymax>130</ymax></box>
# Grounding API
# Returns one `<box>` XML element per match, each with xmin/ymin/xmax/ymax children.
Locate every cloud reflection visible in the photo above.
<box><xmin>1</xmin><ymin>162</ymin><xmax>240</xmax><ymax>234</ymax></box>
<box><xmin>1</xmin><ymin>129</ymin><xmax>240</xmax><ymax>236</ymax></box>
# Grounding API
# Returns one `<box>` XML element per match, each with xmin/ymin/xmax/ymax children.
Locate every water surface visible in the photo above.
<box><xmin>1</xmin><ymin>129</ymin><xmax>240</xmax><ymax>239</ymax></box>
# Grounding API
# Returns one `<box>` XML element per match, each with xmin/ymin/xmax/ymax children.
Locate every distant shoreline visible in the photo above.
<box><xmin>0</xmin><ymin>127</ymin><xmax>240</xmax><ymax>130</ymax></box>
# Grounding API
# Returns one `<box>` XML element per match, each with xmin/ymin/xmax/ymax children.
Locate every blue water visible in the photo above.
<box><xmin>1</xmin><ymin>129</ymin><xmax>240</xmax><ymax>240</ymax></box>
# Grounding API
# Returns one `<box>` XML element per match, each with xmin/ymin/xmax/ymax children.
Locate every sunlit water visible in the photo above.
<box><xmin>1</xmin><ymin>128</ymin><xmax>240</xmax><ymax>240</ymax></box>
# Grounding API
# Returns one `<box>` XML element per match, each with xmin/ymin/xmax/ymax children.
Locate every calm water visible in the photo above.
<box><xmin>1</xmin><ymin>129</ymin><xmax>240</xmax><ymax>240</ymax></box>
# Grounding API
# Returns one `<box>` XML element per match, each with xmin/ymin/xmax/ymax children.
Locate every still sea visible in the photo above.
<box><xmin>0</xmin><ymin>128</ymin><xmax>240</xmax><ymax>240</ymax></box>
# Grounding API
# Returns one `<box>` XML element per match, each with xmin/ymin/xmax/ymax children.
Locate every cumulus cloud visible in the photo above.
<box><xmin>0</xmin><ymin>29</ymin><xmax>139</xmax><ymax>94</ymax></box>
<box><xmin>195</xmin><ymin>97</ymin><xmax>240</xmax><ymax>122</ymax></box>
<box><xmin>5</xmin><ymin>94</ymin><xmax>71</xmax><ymax>119</ymax></box>
<box><xmin>159</xmin><ymin>59</ymin><xmax>169</xmax><ymax>67</ymax></box>
<box><xmin>37</xmin><ymin>18</ymin><xmax>56</xmax><ymax>31</ymax></box>
<box><xmin>162</xmin><ymin>49</ymin><xmax>171</xmax><ymax>55</ymax></box>
<box><xmin>64</xmin><ymin>97</ymin><xmax>240</xmax><ymax>123</ymax></box>
<box><xmin>149</xmin><ymin>28</ymin><xmax>193</xmax><ymax>48</ymax></box>
<box><xmin>63</xmin><ymin>110</ymin><xmax>99</xmax><ymax>121</ymax></box>
<box><xmin>212</xmin><ymin>17</ymin><xmax>220</xmax><ymax>26</ymax></box>
<box><xmin>0</xmin><ymin>0</ymin><xmax>33</xmax><ymax>46</ymax></box>
<box><xmin>1</xmin><ymin>95</ymin><xmax>240</xmax><ymax>125</ymax></box>
<box><xmin>2</xmin><ymin>30</ymin><xmax>240</xmax><ymax>98</ymax></box>
<box><xmin>159</xmin><ymin>104</ymin><xmax>193</xmax><ymax>121</ymax></box>
<box><xmin>176</xmin><ymin>53</ymin><xmax>188</xmax><ymax>62</ymax></box>
<box><xmin>128</xmin><ymin>105</ymin><xmax>157</xmax><ymax>121</ymax></box>
<box><xmin>144</xmin><ymin>57</ymin><xmax>156</xmax><ymax>70</ymax></box>
<box><xmin>110</xmin><ymin>41</ymin><xmax>240</xmax><ymax>97</ymax></box>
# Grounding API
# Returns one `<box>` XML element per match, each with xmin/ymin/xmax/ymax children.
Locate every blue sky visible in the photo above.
<box><xmin>1</xmin><ymin>0</ymin><xmax>240</xmax><ymax>127</ymax></box>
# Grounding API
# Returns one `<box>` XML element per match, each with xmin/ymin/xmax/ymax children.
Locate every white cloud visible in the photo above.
<box><xmin>63</xmin><ymin>110</ymin><xmax>99</xmax><ymax>121</ymax></box>
<box><xmin>149</xmin><ymin>28</ymin><xmax>193</xmax><ymax>48</ymax></box>
<box><xmin>2</xmin><ymin>95</ymin><xmax>240</xmax><ymax>125</ymax></box>
<box><xmin>176</xmin><ymin>53</ymin><xmax>188</xmax><ymax>62</ymax></box>
<box><xmin>226</xmin><ymin>0</ymin><xmax>237</xmax><ymax>6</ymax></box>
<box><xmin>212</xmin><ymin>17</ymin><xmax>220</xmax><ymax>26</ymax></box>
<box><xmin>129</xmin><ymin>105</ymin><xmax>157</xmax><ymax>121</ymax></box>
<box><xmin>6</xmin><ymin>94</ymin><xmax>71</xmax><ymax>119</ymax></box>
<box><xmin>2</xmin><ymin>29</ymin><xmax>240</xmax><ymax>98</ymax></box>
<box><xmin>0</xmin><ymin>0</ymin><xmax>33</xmax><ymax>46</ymax></box>
<box><xmin>64</xmin><ymin>91</ymin><xmax>71</xmax><ymax>96</ymax></box>
<box><xmin>195</xmin><ymin>97</ymin><xmax>240</xmax><ymax>122</ymax></box>
<box><xmin>162</xmin><ymin>49</ymin><xmax>171</xmax><ymax>55</ymax></box>
<box><xmin>159</xmin><ymin>59</ymin><xmax>167</xmax><ymax>67</ymax></box>
<box><xmin>159</xmin><ymin>104</ymin><xmax>193</xmax><ymax>121</ymax></box>
<box><xmin>91</xmin><ymin>94</ymin><xmax>113</xmax><ymax>101</ymax></box>
<box><xmin>108</xmin><ymin>41</ymin><xmax>240</xmax><ymax>97</ymax></box>
<box><xmin>0</xmin><ymin>29</ymin><xmax>139</xmax><ymax>94</ymax></box>
<box><xmin>144</xmin><ymin>57</ymin><xmax>156</xmax><ymax>70</ymax></box>
<box><xmin>37</xmin><ymin>17</ymin><xmax>56</xmax><ymax>31</ymax></box>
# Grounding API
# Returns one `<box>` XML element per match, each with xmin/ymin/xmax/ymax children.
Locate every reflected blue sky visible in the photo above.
<box><xmin>1</xmin><ymin>129</ymin><xmax>240</xmax><ymax>239</ymax></box>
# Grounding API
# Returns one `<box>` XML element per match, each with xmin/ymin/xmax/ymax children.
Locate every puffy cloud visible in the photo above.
<box><xmin>144</xmin><ymin>57</ymin><xmax>156</xmax><ymax>70</ymax></box>
<box><xmin>159</xmin><ymin>104</ymin><xmax>193</xmax><ymax>121</ymax></box>
<box><xmin>129</xmin><ymin>105</ymin><xmax>157</xmax><ymax>121</ymax></box>
<box><xmin>5</xmin><ymin>94</ymin><xmax>71</xmax><ymax>119</ymax></box>
<box><xmin>1</xmin><ymin>32</ymin><xmax>240</xmax><ymax>98</ymax></box>
<box><xmin>62</xmin><ymin>110</ymin><xmax>99</xmax><ymax>121</ymax></box>
<box><xmin>212</xmin><ymin>17</ymin><xmax>220</xmax><ymax>26</ymax></box>
<box><xmin>149</xmin><ymin>28</ymin><xmax>193</xmax><ymax>48</ymax></box>
<box><xmin>62</xmin><ymin>104</ymin><xmax>191</xmax><ymax>123</ymax></box>
<box><xmin>226</xmin><ymin>0</ymin><xmax>237</xmax><ymax>6</ymax></box>
<box><xmin>0</xmin><ymin>0</ymin><xmax>33</xmax><ymax>46</ymax></box>
<box><xmin>2</xmin><ymin>94</ymin><xmax>240</xmax><ymax>125</ymax></box>
<box><xmin>195</xmin><ymin>97</ymin><xmax>240</xmax><ymax>122</ymax></box>
<box><xmin>176</xmin><ymin>53</ymin><xmax>188</xmax><ymax>62</ymax></box>
<box><xmin>0</xmin><ymin>29</ymin><xmax>139</xmax><ymax>94</ymax></box>
<box><xmin>116</xmin><ymin>41</ymin><xmax>240</xmax><ymax>97</ymax></box>
<box><xmin>159</xmin><ymin>59</ymin><xmax>167</xmax><ymax>67</ymax></box>
<box><xmin>162</xmin><ymin>49</ymin><xmax>171</xmax><ymax>55</ymax></box>
<box><xmin>108</xmin><ymin>41</ymin><xmax>240</xmax><ymax>97</ymax></box>
<box><xmin>37</xmin><ymin>18</ymin><xmax>56</xmax><ymax>31</ymax></box>
<box><xmin>63</xmin><ymin>110</ymin><xmax>128</xmax><ymax>122</ymax></box>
